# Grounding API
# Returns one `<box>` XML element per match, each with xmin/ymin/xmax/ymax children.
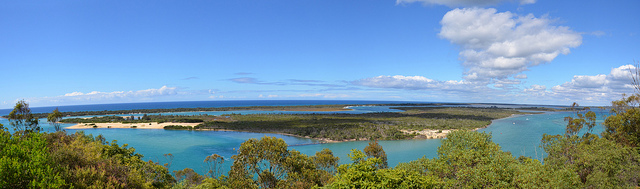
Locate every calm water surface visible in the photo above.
<box><xmin>0</xmin><ymin>103</ymin><xmax>604</xmax><ymax>175</ymax></box>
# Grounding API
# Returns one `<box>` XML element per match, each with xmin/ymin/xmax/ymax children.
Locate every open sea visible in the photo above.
<box><xmin>0</xmin><ymin>100</ymin><xmax>604</xmax><ymax>175</ymax></box>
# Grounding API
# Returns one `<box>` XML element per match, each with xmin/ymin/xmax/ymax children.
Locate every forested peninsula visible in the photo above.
<box><xmin>1</xmin><ymin>103</ymin><xmax>561</xmax><ymax>119</ymax></box>
<box><xmin>2</xmin><ymin>98</ymin><xmax>639</xmax><ymax>188</ymax></box>
<box><xmin>59</xmin><ymin>106</ymin><xmax>533</xmax><ymax>141</ymax></box>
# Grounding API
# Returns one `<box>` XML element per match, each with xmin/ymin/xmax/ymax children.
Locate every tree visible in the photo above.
<box><xmin>204</xmin><ymin>154</ymin><xmax>224</xmax><ymax>178</ymax></box>
<box><xmin>228</xmin><ymin>136</ymin><xmax>329</xmax><ymax>188</ymax></box>
<box><xmin>564</xmin><ymin>103</ymin><xmax>597</xmax><ymax>136</ymax></box>
<box><xmin>163</xmin><ymin>153</ymin><xmax>174</xmax><ymax>169</ymax></box>
<box><xmin>363</xmin><ymin>140</ymin><xmax>388</xmax><ymax>169</ymax></box>
<box><xmin>312</xmin><ymin>148</ymin><xmax>339</xmax><ymax>175</ymax></box>
<box><xmin>542</xmin><ymin>134</ymin><xmax>640</xmax><ymax>188</ymax></box>
<box><xmin>173</xmin><ymin>168</ymin><xmax>205</xmax><ymax>187</ymax></box>
<box><xmin>0</xmin><ymin>130</ymin><xmax>66</xmax><ymax>188</ymax></box>
<box><xmin>329</xmin><ymin>149</ymin><xmax>439</xmax><ymax>188</ymax></box>
<box><xmin>47</xmin><ymin>108</ymin><xmax>63</xmax><ymax>132</ymax></box>
<box><xmin>8</xmin><ymin>100</ymin><xmax>39</xmax><ymax>133</ymax></box>
<box><xmin>142</xmin><ymin>114</ymin><xmax>150</xmax><ymax>121</ymax></box>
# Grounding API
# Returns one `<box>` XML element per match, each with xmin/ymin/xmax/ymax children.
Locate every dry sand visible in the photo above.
<box><xmin>401</xmin><ymin>129</ymin><xmax>451</xmax><ymax>139</ymax></box>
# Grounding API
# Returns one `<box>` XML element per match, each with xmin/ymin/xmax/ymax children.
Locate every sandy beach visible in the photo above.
<box><xmin>66</xmin><ymin>122</ymin><xmax>201</xmax><ymax>129</ymax></box>
<box><xmin>401</xmin><ymin>129</ymin><xmax>452</xmax><ymax>139</ymax></box>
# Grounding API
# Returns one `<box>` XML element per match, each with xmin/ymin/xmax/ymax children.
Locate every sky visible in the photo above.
<box><xmin>1</xmin><ymin>0</ymin><xmax>639</xmax><ymax>109</ymax></box>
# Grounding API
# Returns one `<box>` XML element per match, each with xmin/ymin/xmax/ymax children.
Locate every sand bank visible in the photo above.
<box><xmin>66</xmin><ymin>122</ymin><xmax>200</xmax><ymax>129</ymax></box>
<box><xmin>401</xmin><ymin>129</ymin><xmax>452</xmax><ymax>139</ymax></box>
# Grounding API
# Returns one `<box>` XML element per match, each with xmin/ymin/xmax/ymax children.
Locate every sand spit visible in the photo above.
<box><xmin>401</xmin><ymin>129</ymin><xmax>452</xmax><ymax>139</ymax></box>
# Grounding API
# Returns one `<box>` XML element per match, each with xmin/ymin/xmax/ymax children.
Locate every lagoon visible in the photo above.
<box><xmin>0</xmin><ymin>101</ymin><xmax>606</xmax><ymax>175</ymax></box>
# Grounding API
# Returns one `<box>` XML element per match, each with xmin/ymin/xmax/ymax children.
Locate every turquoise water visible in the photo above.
<box><xmin>90</xmin><ymin>105</ymin><xmax>404</xmax><ymax>118</ymax></box>
<box><xmin>478</xmin><ymin>111</ymin><xmax>607</xmax><ymax>161</ymax></box>
<box><xmin>0</xmin><ymin>107</ymin><xmax>605</xmax><ymax>175</ymax></box>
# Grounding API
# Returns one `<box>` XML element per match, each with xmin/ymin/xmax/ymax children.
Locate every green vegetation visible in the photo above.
<box><xmin>363</xmin><ymin>140</ymin><xmax>388</xmax><ymax>169</ymax></box>
<box><xmin>8</xmin><ymin>102</ymin><xmax>555</xmax><ymax>119</ymax></box>
<box><xmin>6</xmin><ymin>89</ymin><xmax>640</xmax><ymax>188</ymax></box>
<box><xmin>47</xmin><ymin>108</ymin><xmax>63</xmax><ymax>132</ymax></box>
<box><xmin>60</xmin><ymin>114</ymin><xmax>217</xmax><ymax>124</ymax></box>
<box><xmin>0</xmin><ymin>129</ymin><xmax>175</xmax><ymax>188</ymax></box>
<box><xmin>7</xmin><ymin>99</ymin><xmax>40</xmax><ymax>133</ymax></box>
<box><xmin>197</xmin><ymin>107</ymin><xmax>525</xmax><ymax>141</ymax></box>
<box><xmin>163</xmin><ymin>125</ymin><xmax>195</xmax><ymax>130</ymax></box>
<box><xmin>17</xmin><ymin>104</ymin><xmax>356</xmax><ymax>119</ymax></box>
<box><xmin>58</xmin><ymin>106</ymin><xmax>526</xmax><ymax>141</ymax></box>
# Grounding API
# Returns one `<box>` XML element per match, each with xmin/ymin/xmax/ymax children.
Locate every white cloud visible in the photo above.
<box><xmin>440</xmin><ymin>8</ymin><xmax>582</xmax><ymax>82</ymax></box>
<box><xmin>514</xmin><ymin>74</ymin><xmax>527</xmax><ymax>79</ymax></box>
<box><xmin>524</xmin><ymin>84</ymin><xmax>546</xmax><ymax>92</ymax></box>
<box><xmin>396</xmin><ymin>0</ymin><xmax>532</xmax><ymax>7</ymax></box>
<box><xmin>519</xmin><ymin>0</ymin><xmax>535</xmax><ymax>5</ymax></box>
<box><xmin>569</xmin><ymin>75</ymin><xmax>608</xmax><ymax>88</ymax></box>
<box><xmin>21</xmin><ymin>86</ymin><xmax>180</xmax><ymax>107</ymax></box>
<box><xmin>523</xmin><ymin>84</ymin><xmax>548</xmax><ymax>96</ymax></box>
<box><xmin>549</xmin><ymin>65</ymin><xmax>636</xmax><ymax>103</ymax></box>
<box><xmin>64</xmin><ymin>92</ymin><xmax>85</xmax><ymax>97</ymax></box>
<box><xmin>209</xmin><ymin>95</ymin><xmax>224</xmax><ymax>99</ymax></box>
<box><xmin>351</xmin><ymin>75</ymin><xmax>439</xmax><ymax>90</ymax></box>
<box><xmin>254</xmin><ymin>93</ymin><xmax>351</xmax><ymax>99</ymax></box>
<box><xmin>351</xmin><ymin>75</ymin><xmax>490</xmax><ymax>94</ymax></box>
<box><xmin>351</xmin><ymin>65</ymin><xmax>637</xmax><ymax>105</ymax></box>
<box><xmin>61</xmin><ymin>86</ymin><xmax>178</xmax><ymax>100</ymax></box>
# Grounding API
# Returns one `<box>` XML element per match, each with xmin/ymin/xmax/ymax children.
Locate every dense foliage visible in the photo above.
<box><xmin>60</xmin><ymin>114</ymin><xmax>215</xmax><ymax>124</ymax></box>
<box><xmin>7</xmin><ymin>100</ymin><xmax>40</xmax><ymax>133</ymax></box>
<box><xmin>17</xmin><ymin>104</ymin><xmax>356</xmax><ymax>119</ymax></box>
<box><xmin>197</xmin><ymin>107</ymin><xmax>524</xmax><ymax>141</ymax></box>
<box><xmin>10</xmin><ymin>103</ymin><xmax>546</xmax><ymax>119</ymax></box>
<box><xmin>6</xmin><ymin>95</ymin><xmax>640</xmax><ymax>188</ymax></box>
<box><xmin>0</xmin><ymin>128</ymin><xmax>175</xmax><ymax>188</ymax></box>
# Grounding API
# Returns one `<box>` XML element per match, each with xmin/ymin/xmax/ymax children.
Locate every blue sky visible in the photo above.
<box><xmin>1</xmin><ymin>0</ymin><xmax>639</xmax><ymax>109</ymax></box>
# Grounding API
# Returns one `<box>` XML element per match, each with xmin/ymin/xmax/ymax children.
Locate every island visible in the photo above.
<box><xmin>57</xmin><ymin>104</ymin><xmax>540</xmax><ymax>142</ymax></box>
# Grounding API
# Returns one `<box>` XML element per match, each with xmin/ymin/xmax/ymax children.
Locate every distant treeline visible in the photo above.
<box><xmin>3</xmin><ymin>103</ymin><xmax>565</xmax><ymax>119</ymax></box>
<box><xmin>57</xmin><ymin>106</ymin><xmax>532</xmax><ymax>141</ymax></box>
<box><xmin>59</xmin><ymin>114</ymin><xmax>221</xmax><ymax>124</ymax></box>
<box><xmin>196</xmin><ymin>107</ymin><xmax>528</xmax><ymax>141</ymax></box>
<box><xmin>10</xmin><ymin>104</ymin><xmax>359</xmax><ymax>119</ymax></box>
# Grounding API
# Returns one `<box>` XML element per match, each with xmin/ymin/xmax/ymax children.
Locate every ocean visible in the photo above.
<box><xmin>0</xmin><ymin>100</ymin><xmax>425</xmax><ymax>115</ymax></box>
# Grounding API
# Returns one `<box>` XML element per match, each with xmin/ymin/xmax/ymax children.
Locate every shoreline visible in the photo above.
<box><xmin>66</xmin><ymin>122</ymin><xmax>200</xmax><ymax>129</ymax></box>
<box><xmin>65</xmin><ymin>112</ymin><xmax>538</xmax><ymax>142</ymax></box>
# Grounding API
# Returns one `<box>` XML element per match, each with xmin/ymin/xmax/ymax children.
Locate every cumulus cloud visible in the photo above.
<box><xmin>523</xmin><ymin>84</ymin><xmax>548</xmax><ymax>96</ymax></box>
<box><xmin>352</xmin><ymin>65</ymin><xmax>637</xmax><ymax>105</ymax></box>
<box><xmin>351</xmin><ymin>75</ymin><xmax>438</xmax><ymax>90</ymax></box>
<box><xmin>440</xmin><ymin>8</ymin><xmax>582</xmax><ymax>82</ymax></box>
<box><xmin>550</xmin><ymin>65</ymin><xmax>636</xmax><ymax>103</ymax></box>
<box><xmin>514</xmin><ymin>74</ymin><xmax>528</xmax><ymax>79</ymax></box>
<box><xmin>396</xmin><ymin>0</ymin><xmax>535</xmax><ymax>7</ymax></box>
<box><xmin>351</xmin><ymin>75</ymin><xmax>489</xmax><ymax>93</ymax></box>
